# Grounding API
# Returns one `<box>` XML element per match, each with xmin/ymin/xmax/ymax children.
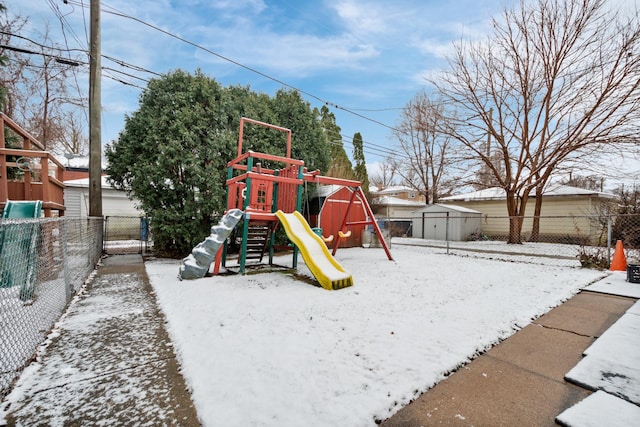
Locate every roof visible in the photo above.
<box><xmin>441</xmin><ymin>184</ymin><xmax>616</xmax><ymax>202</ymax></box>
<box><xmin>312</xmin><ymin>184</ymin><xmax>344</xmax><ymax>198</ymax></box>
<box><xmin>372</xmin><ymin>195</ymin><xmax>426</xmax><ymax>207</ymax></box>
<box><xmin>371</xmin><ymin>185</ymin><xmax>417</xmax><ymax>195</ymax></box>
<box><xmin>412</xmin><ymin>203</ymin><xmax>481</xmax><ymax>214</ymax></box>
<box><xmin>55</xmin><ymin>155</ymin><xmax>108</xmax><ymax>170</ymax></box>
<box><xmin>64</xmin><ymin>176</ymin><xmax>118</xmax><ymax>190</ymax></box>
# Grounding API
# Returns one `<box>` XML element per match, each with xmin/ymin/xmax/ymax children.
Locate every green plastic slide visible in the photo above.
<box><xmin>0</xmin><ymin>200</ymin><xmax>43</xmax><ymax>301</ymax></box>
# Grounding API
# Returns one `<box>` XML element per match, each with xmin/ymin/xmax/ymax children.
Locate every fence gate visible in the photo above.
<box><xmin>103</xmin><ymin>216</ymin><xmax>151</xmax><ymax>255</ymax></box>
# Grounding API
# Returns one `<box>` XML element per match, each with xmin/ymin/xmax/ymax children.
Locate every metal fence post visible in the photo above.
<box><xmin>446</xmin><ymin>212</ymin><xmax>450</xmax><ymax>255</ymax></box>
<box><xmin>103</xmin><ymin>216</ymin><xmax>108</xmax><ymax>252</ymax></box>
<box><xmin>61</xmin><ymin>218</ymin><xmax>72</xmax><ymax>302</ymax></box>
<box><xmin>607</xmin><ymin>215</ymin><xmax>612</xmax><ymax>259</ymax></box>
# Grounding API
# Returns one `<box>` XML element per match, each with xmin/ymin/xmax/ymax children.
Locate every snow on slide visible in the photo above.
<box><xmin>275</xmin><ymin>210</ymin><xmax>353</xmax><ymax>290</ymax></box>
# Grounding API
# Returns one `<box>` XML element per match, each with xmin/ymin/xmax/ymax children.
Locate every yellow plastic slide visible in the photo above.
<box><xmin>275</xmin><ymin>210</ymin><xmax>353</xmax><ymax>290</ymax></box>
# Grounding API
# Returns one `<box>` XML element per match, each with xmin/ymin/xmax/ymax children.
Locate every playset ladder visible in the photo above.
<box><xmin>244</xmin><ymin>221</ymin><xmax>271</xmax><ymax>262</ymax></box>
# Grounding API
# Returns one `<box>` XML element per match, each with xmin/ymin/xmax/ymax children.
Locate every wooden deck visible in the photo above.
<box><xmin>0</xmin><ymin>113</ymin><xmax>65</xmax><ymax>217</ymax></box>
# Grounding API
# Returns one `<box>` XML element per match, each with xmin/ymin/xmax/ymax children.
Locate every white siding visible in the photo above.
<box><xmin>441</xmin><ymin>196</ymin><xmax>607</xmax><ymax>243</ymax></box>
<box><xmin>63</xmin><ymin>187</ymin><xmax>84</xmax><ymax>217</ymax></box>
<box><xmin>411</xmin><ymin>205</ymin><xmax>482</xmax><ymax>241</ymax></box>
<box><xmin>64</xmin><ymin>183</ymin><xmax>142</xmax><ymax>218</ymax></box>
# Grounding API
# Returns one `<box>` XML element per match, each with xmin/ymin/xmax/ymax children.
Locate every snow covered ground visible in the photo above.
<box><xmin>146</xmin><ymin>244</ymin><xmax>608</xmax><ymax>426</ymax></box>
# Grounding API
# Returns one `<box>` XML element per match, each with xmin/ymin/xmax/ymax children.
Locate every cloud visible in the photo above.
<box><xmin>414</xmin><ymin>38</ymin><xmax>454</xmax><ymax>59</ymax></box>
<box><xmin>206</xmin><ymin>0</ymin><xmax>267</xmax><ymax>13</ymax></box>
<box><xmin>180</xmin><ymin>2</ymin><xmax>384</xmax><ymax>78</ymax></box>
<box><xmin>408</xmin><ymin>70</ymin><xmax>436</xmax><ymax>88</ymax></box>
<box><xmin>191</xmin><ymin>28</ymin><xmax>379</xmax><ymax>77</ymax></box>
<box><xmin>330</xmin><ymin>0</ymin><xmax>393</xmax><ymax>35</ymax></box>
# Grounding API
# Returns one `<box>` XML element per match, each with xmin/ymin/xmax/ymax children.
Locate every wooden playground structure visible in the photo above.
<box><xmin>0</xmin><ymin>113</ymin><xmax>65</xmax><ymax>217</ymax></box>
<box><xmin>214</xmin><ymin>117</ymin><xmax>392</xmax><ymax>280</ymax></box>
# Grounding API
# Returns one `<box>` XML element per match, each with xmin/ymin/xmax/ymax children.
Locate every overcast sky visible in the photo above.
<box><xmin>9</xmin><ymin>0</ymin><xmax>639</xmax><ymax>180</ymax></box>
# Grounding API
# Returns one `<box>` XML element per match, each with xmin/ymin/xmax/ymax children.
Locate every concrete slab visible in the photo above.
<box><xmin>565</xmin><ymin>311</ymin><xmax>640</xmax><ymax>405</ymax></box>
<box><xmin>4</xmin><ymin>359</ymin><xmax>197</xmax><ymax>426</ymax></box>
<box><xmin>381</xmin><ymin>354</ymin><xmax>591</xmax><ymax>427</ymax></box>
<box><xmin>556</xmin><ymin>390</ymin><xmax>640</xmax><ymax>427</ymax></box>
<box><xmin>100</xmin><ymin>254</ymin><xmax>144</xmax><ymax>266</ymax></box>
<box><xmin>382</xmin><ymin>291</ymin><xmax>637</xmax><ymax>426</ymax></box>
<box><xmin>2</xmin><ymin>255</ymin><xmax>199</xmax><ymax>426</ymax></box>
<box><xmin>535</xmin><ymin>292</ymin><xmax>635</xmax><ymax>338</ymax></box>
<box><xmin>585</xmin><ymin>271</ymin><xmax>640</xmax><ymax>298</ymax></box>
<box><xmin>561</xmin><ymin>291</ymin><xmax>637</xmax><ymax>315</ymax></box>
<box><xmin>487</xmin><ymin>324</ymin><xmax>594</xmax><ymax>382</ymax></box>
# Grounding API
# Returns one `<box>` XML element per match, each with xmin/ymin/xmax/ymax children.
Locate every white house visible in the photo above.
<box><xmin>369</xmin><ymin>185</ymin><xmax>426</xmax><ymax>237</ymax></box>
<box><xmin>64</xmin><ymin>176</ymin><xmax>142</xmax><ymax>217</ymax></box>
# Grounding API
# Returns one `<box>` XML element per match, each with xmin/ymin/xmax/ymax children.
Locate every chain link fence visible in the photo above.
<box><xmin>103</xmin><ymin>216</ymin><xmax>152</xmax><ymax>255</ymax></box>
<box><xmin>0</xmin><ymin>217</ymin><xmax>103</xmax><ymax>398</ymax></box>
<box><xmin>1</xmin><ymin>212</ymin><xmax>636</xmax><ymax>396</ymax></box>
<box><xmin>397</xmin><ymin>214</ymin><xmax>640</xmax><ymax>267</ymax></box>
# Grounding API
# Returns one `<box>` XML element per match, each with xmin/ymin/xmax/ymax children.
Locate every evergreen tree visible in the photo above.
<box><xmin>270</xmin><ymin>89</ymin><xmax>329</xmax><ymax>173</ymax></box>
<box><xmin>106</xmin><ymin>70</ymin><xmax>238</xmax><ymax>256</ymax></box>
<box><xmin>320</xmin><ymin>106</ymin><xmax>355</xmax><ymax>179</ymax></box>
<box><xmin>352</xmin><ymin>132</ymin><xmax>370</xmax><ymax>198</ymax></box>
<box><xmin>106</xmin><ymin>70</ymin><xmax>332</xmax><ymax>256</ymax></box>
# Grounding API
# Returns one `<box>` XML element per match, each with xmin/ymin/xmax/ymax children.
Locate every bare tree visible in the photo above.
<box><xmin>435</xmin><ymin>0</ymin><xmax>640</xmax><ymax>243</ymax></box>
<box><xmin>393</xmin><ymin>91</ymin><xmax>457</xmax><ymax>203</ymax></box>
<box><xmin>369</xmin><ymin>155</ymin><xmax>398</xmax><ymax>189</ymax></box>
<box><xmin>0</xmin><ymin>8</ymin><xmax>29</xmax><ymax>118</ymax></box>
<box><xmin>53</xmin><ymin>110</ymin><xmax>88</xmax><ymax>157</ymax></box>
<box><xmin>560</xmin><ymin>173</ymin><xmax>604</xmax><ymax>192</ymax></box>
<box><xmin>23</xmin><ymin>41</ymin><xmax>71</xmax><ymax>150</ymax></box>
<box><xmin>0</xmin><ymin>13</ymin><xmax>84</xmax><ymax>153</ymax></box>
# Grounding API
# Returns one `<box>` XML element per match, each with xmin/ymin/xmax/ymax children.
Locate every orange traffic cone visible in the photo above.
<box><xmin>610</xmin><ymin>240</ymin><xmax>627</xmax><ymax>271</ymax></box>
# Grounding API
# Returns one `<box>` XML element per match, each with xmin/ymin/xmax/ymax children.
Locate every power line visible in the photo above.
<box><xmin>102</xmin><ymin>54</ymin><xmax>162</xmax><ymax>76</ymax></box>
<box><xmin>102</xmin><ymin>66</ymin><xmax>150</xmax><ymax>83</ymax></box>
<box><xmin>340</xmin><ymin>133</ymin><xmax>398</xmax><ymax>157</ymax></box>
<box><xmin>1</xmin><ymin>43</ymin><xmax>147</xmax><ymax>91</ymax></box>
<box><xmin>341</xmin><ymin>139</ymin><xmax>403</xmax><ymax>161</ymax></box>
<box><xmin>46</xmin><ymin>0</ymin><xmax>87</xmax><ymax>58</ymax></box>
<box><xmin>0</xmin><ymin>30</ymin><xmax>84</xmax><ymax>54</ymax></box>
<box><xmin>327</xmin><ymin>132</ymin><xmax>409</xmax><ymax>162</ymax></box>
<box><xmin>343</xmin><ymin>107</ymin><xmax>404</xmax><ymax>112</ymax></box>
<box><xmin>0</xmin><ymin>43</ymin><xmax>81</xmax><ymax>66</ymax></box>
<box><xmin>1</xmin><ymin>29</ymin><xmax>161</xmax><ymax>87</ymax></box>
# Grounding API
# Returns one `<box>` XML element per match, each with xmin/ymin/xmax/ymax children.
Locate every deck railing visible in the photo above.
<box><xmin>0</xmin><ymin>113</ymin><xmax>65</xmax><ymax>217</ymax></box>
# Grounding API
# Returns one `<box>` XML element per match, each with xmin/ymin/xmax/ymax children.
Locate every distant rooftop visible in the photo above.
<box><xmin>371</xmin><ymin>185</ymin><xmax>417</xmax><ymax>195</ymax></box>
<box><xmin>372</xmin><ymin>195</ymin><xmax>425</xmax><ymax>207</ymax></box>
<box><xmin>56</xmin><ymin>155</ymin><xmax>107</xmax><ymax>170</ymax></box>
<box><xmin>441</xmin><ymin>184</ymin><xmax>616</xmax><ymax>201</ymax></box>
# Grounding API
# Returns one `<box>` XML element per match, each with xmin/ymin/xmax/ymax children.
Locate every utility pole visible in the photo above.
<box><xmin>89</xmin><ymin>0</ymin><xmax>102</xmax><ymax>217</ymax></box>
